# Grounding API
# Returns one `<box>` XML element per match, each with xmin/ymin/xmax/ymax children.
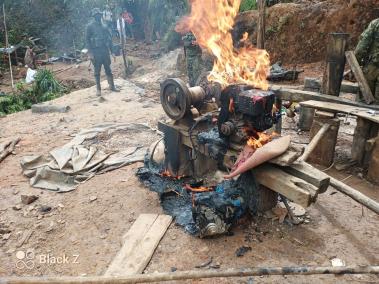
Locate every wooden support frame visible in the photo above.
<box><xmin>345</xmin><ymin>51</ymin><xmax>375</xmax><ymax>104</ymax></box>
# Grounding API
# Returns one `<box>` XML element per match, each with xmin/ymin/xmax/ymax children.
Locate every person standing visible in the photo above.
<box><xmin>355</xmin><ymin>18</ymin><xmax>379</xmax><ymax>103</ymax></box>
<box><xmin>183</xmin><ymin>32</ymin><xmax>203</xmax><ymax>87</ymax></box>
<box><xmin>86</xmin><ymin>8</ymin><xmax>119</xmax><ymax>97</ymax></box>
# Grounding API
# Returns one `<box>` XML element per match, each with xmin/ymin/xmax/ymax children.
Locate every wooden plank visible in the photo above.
<box><xmin>271</xmin><ymin>86</ymin><xmax>379</xmax><ymax>111</ymax></box>
<box><xmin>367</xmin><ymin>136</ymin><xmax>379</xmax><ymax>184</ymax></box>
<box><xmin>105</xmin><ymin>214</ymin><xmax>172</xmax><ymax>276</ymax></box>
<box><xmin>105</xmin><ymin>214</ymin><xmax>158</xmax><ymax>276</ymax></box>
<box><xmin>300</xmin><ymin>100</ymin><xmax>379</xmax><ymax>124</ymax></box>
<box><xmin>345</xmin><ymin>51</ymin><xmax>375</xmax><ymax>104</ymax></box>
<box><xmin>254</xmin><ymin>164</ymin><xmax>317</xmax><ymax>208</ymax></box>
<box><xmin>121</xmin><ymin>215</ymin><xmax>172</xmax><ymax>275</ymax></box>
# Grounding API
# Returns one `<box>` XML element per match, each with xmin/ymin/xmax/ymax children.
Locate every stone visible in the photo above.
<box><xmin>89</xmin><ymin>196</ymin><xmax>97</xmax><ymax>202</ymax></box>
<box><xmin>12</xmin><ymin>205</ymin><xmax>22</xmax><ymax>211</ymax></box>
<box><xmin>39</xmin><ymin>205</ymin><xmax>52</xmax><ymax>213</ymax></box>
<box><xmin>21</xmin><ymin>195</ymin><xmax>39</xmax><ymax>205</ymax></box>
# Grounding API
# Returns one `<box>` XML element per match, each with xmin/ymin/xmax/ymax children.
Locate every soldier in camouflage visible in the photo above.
<box><xmin>183</xmin><ymin>32</ymin><xmax>203</xmax><ymax>87</ymax></box>
<box><xmin>86</xmin><ymin>8</ymin><xmax>119</xmax><ymax>97</ymax></box>
<box><xmin>355</xmin><ymin>18</ymin><xmax>379</xmax><ymax>103</ymax></box>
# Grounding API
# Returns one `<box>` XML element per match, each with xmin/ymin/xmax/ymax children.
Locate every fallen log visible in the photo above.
<box><xmin>0</xmin><ymin>137</ymin><xmax>21</xmax><ymax>163</ymax></box>
<box><xmin>271</xmin><ymin>86</ymin><xmax>379</xmax><ymax>111</ymax></box>
<box><xmin>2</xmin><ymin>266</ymin><xmax>379</xmax><ymax>284</ymax></box>
<box><xmin>330</xmin><ymin>177</ymin><xmax>379</xmax><ymax>215</ymax></box>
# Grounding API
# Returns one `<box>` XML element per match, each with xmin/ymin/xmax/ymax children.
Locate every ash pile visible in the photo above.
<box><xmin>138</xmin><ymin>78</ymin><xmax>329</xmax><ymax>238</ymax></box>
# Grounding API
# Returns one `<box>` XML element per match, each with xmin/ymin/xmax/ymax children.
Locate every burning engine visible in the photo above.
<box><xmin>156</xmin><ymin>78</ymin><xmax>281</xmax><ymax>237</ymax></box>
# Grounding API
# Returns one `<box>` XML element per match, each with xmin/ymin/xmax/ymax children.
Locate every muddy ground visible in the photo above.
<box><xmin>0</xmin><ymin>40</ymin><xmax>378</xmax><ymax>284</ymax></box>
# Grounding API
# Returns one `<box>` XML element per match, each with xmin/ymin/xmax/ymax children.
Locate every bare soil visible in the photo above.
<box><xmin>235</xmin><ymin>0</ymin><xmax>379</xmax><ymax>64</ymax></box>
<box><xmin>0</xmin><ymin>41</ymin><xmax>378</xmax><ymax>284</ymax></box>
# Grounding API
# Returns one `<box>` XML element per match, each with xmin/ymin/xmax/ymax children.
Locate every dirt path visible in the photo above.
<box><xmin>0</xmin><ymin>47</ymin><xmax>378</xmax><ymax>283</ymax></box>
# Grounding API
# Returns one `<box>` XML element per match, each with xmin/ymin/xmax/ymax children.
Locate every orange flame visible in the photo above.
<box><xmin>176</xmin><ymin>0</ymin><xmax>270</xmax><ymax>90</ymax></box>
<box><xmin>247</xmin><ymin>132</ymin><xmax>277</xmax><ymax>150</ymax></box>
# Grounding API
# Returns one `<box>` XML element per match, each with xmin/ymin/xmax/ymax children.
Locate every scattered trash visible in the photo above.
<box><xmin>235</xmin><ymin>246</ymin><xmax>252</xmax><ymax>257</ymax></box>
<box><xmin>195</xmin><ymin>257</ymin><xmax>213</xmax><ymax>268</ymax></box>
<box><xmin>331</xmin><ymin>257</ymin><xmax>346</xmax><ymax>267</ymax></box>
<box><xmin>21</xmin><ymin>195</ymin><xmax>39</xmax><ymax>205</ymax></box>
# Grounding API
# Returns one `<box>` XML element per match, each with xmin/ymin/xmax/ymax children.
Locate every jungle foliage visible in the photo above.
<box><xmin>0</xmin><ymin>69</ymin><xmax>65</xmax><ymax>115</ymax></box>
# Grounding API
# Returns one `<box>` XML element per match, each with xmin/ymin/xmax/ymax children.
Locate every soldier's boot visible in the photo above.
<box><xmin>107</xmin><ymin>75</ymin><xmax>120</xmax><ymax>92</ymax></box>
<box><xmin>95</xmin><ymin>75</ymin><xmax>102</xmax><ymax>96</ymax></box>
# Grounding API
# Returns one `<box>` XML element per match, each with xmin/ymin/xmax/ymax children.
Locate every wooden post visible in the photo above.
<box><xmin>298</xmin><ymin>106</ymin><xmax>315</xmax><ymax>131</ymax></box>
<box><xmin>299</xmin><ymin>123</ymin><xmax>331</xmax><ymax>162</ymax></box>
<box><xmin>345</xmin><ymin>51</ymin><xmax>375</xmax><ymax>104</ymax></box>
<box><xmin>352</xmin><ymin>117</ymin><xmax>379</xmax><ymax>166</ymax></box>
<box><xmin>322</xmin><ymin>33</ymin><xmax>349</xmax><ymax>97</ymax></box>
<box><xmin>257</xmin><ymin>0</ymin><xmax>266</xmax><ymax>49</ymax></box>
<box><xmin>367</xmin><ymin>136</ymin><xmax>379</xmax><ymax>184</ymax></box>
<box><xmin>119</xmin><ymin>17</ymin><xmax>129</xmax><ymax>76</ymax></box>
<box><xmin>307</xmin><ymin>117</ymin><xmax>340</xmax><ymax>167</ymax></box>
<box><xmin>3</xmin><ymin>3</ymin><xmax>14</xmax><ymax>89</ymax></box>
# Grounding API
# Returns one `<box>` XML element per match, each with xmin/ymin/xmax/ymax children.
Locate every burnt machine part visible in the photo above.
<box><xmin>218</xmin><ymin>86</ymin><xmax>280</xmax><ymax>137</ymax></box>
<box><xmin>192</xmin><ymin>171</ymin><xmax>261</xmax><ymax>238</ymax></box>
<box><xmin>160</xmin><ymin>78</ymin><xmax>221</xmax><ymax>121</ymax></box>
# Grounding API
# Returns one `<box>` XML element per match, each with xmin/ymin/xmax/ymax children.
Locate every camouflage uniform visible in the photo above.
<box><xmin>86</xmin><ymin>8</ymin><xmax>117</xmax><ymax>96</ymax></box>
<box><xmin>355</xmin><ymin>18</ymin><xmax>379</xmax><ymax>103</ymax></box>
<box><xmin>183</xmin><ymin>32</ymin><xmax>203</xmax><ymax>87</ymax></box>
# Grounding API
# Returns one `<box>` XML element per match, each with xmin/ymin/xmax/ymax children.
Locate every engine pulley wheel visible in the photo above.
<box><xmin>160</xmin><ymin>78</ymin><xmax>191</xmax><ymax>121</ymax></box>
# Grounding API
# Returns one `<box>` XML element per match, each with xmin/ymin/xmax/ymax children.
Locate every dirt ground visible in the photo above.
<box><xmin>0</xmin><ymin>42</ymin><xmax>379</xmax><ymax>283</ymax></box>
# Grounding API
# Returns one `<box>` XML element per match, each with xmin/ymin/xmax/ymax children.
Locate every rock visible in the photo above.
<box><xmin>13</xmin><ymin>205</ymin><xmax>22</xmax><ymax>211</ymax></box>
<box><xmin>39</xmin><ymin>205</ymin><xmax>52</xmax><ymax>213</ymax></box>
<box><xmin>21</xmin><ymin>195</ymin><xmax>39</xmax><ymax>205</ymax></box>
<box><xmin>123</xmin><ymin>98</ymin><xmax>132</xmax><ymax>102</ymax></box>
<box><xmin>170</xmin><ymin>267</ymin><xmax>177</xmax><ymax>272</ymax></box>
<box><xmin>98</xmin><ymin>97</ymin><xmax>106</xmax><ymax>103</ymax></box>
<box><xmin>32</xmin><ymin>104</ymin><xmax>70</xmax><ymax>113</ymax></box>
<box><xmin>3</xmin><ymin>233</ymin><xmax>11</xmax><ymax>240</ymax></box>
<box><xmin>46</xmin><ymin>221</ymin><xmax>55</xmax><ymax>233</ymax></box>
<box><xmin>13</xmin><ymin>189</ymin><xmax>19</xmax><ymax>195</ymax></box>
<box><xmin>89</xmin><ymin>196</ymin><xmax>97</xmax><ymax>202</ymax></box>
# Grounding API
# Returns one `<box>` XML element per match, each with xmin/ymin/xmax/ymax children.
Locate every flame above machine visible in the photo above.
<box><xmin>175</xmin><ymin>0</ymin><xmax>270</xmax><ymax>90</ymax></box>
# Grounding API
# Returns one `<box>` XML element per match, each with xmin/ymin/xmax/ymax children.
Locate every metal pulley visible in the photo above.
<box><xmin>160</xmin><ymin>78</ymin><xmax>206</xmax><ymax>121</ymax></box>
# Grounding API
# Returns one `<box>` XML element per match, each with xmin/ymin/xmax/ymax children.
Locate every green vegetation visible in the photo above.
<box><xmin>0</xmin><ymin>69</ymin><xmax>65</xmax><ymax>116</ymax></box>
<box><xmin>240</xmin><ymin>0</ymin><xmax>257</xmax><ymax>12</ymax></box>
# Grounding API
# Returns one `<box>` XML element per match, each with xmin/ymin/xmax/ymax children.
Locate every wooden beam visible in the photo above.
<box><xmin>304</xmin><ymin>78</ymin><xmax>359</xmax><ymax>94</ymax></box>
<box><xmin>345</xmin><ymin>51</ymin><xmax>375</xmax><ymax>104</ymax></box>
<box><xmin>298</xmin><ymin>123</ymin><xmax>331</xmax><ymax>162</ymax></box>
<box><xmin>257</xmin><ymin>0</ymin><xmax>266</xmax><ymax>49</ymax></box>
<box><xmin>300</xmin><ymin>100</ymin><xmax>379</xmax><ymax>124</ymax></box>
<box><xmin>3</xmin><ymin>266</ymin><xmax>379</xmax><ymax>283</ymax></box>
<box><xmin>281</xmin><ymin>162</ymin><xmax>330</xmax><ymax>194</ymax></box>
<box><xmin>254</xmin><ymin>164</ymin><xmax>317</xmax><ymax>208</ymax></box>
<box><xmin>105</xmin><ymin>214</ymin><xmax>172</xmax><ymax>276</ymax></box>
<box><xmin>271</xmin><ymin>86</ymin><xmax>379</xmax><ymax>111</ymax></box>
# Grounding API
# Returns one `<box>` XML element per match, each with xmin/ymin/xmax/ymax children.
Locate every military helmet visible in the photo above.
<box><xmin>91</xmin><ymin>8</ymin><xmax>102</xmax><ymax>17</ymax></box>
